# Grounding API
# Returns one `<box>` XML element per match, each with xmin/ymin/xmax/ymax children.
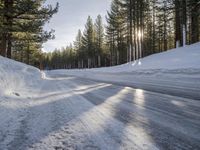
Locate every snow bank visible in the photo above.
<box><xmin>55</xmin><ymin>42</ymin><xmax>200</xmax><ymax>74</ymax></box>
<box><xmin>0</xmin><ymin>56</ymin><xmax>41</xmax><ymax>96</ymax></box>
<box><xmin>95</xmin><ymin>42</ymin><xmax>200</xmax><ymax>72</ymax></box>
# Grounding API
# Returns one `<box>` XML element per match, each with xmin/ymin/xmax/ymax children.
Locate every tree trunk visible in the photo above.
<box><xmin>175</xmin><ymin>0</ymin><xmax>182</xmax><ymax>47</ymax></box>
<box><xmin>152</xmin><ymin>0</ymin><xmax>156</xmax><ymax>52</ymax></box>
<box><xmin>129</xmin><ymin>0</ymin><xmax>133</xmax><ymax>61</ymax></box>
<box><xmin>7</xmin><ymin>33</ymin><xmax>12</xmax><ymax>58</ymax></box>
<box><xmin>0</xmin><ymin>33</ymin><xmax>7</xmax><ymax>56</ymax></box>
<box><xmin>163</xmin><ymin>0</ymin><xmax>168</xmax><ymax>51</ymax></box>
<box><xmin>182</xmin><ymin>0</ymin><xmax>187</xmax><ymax>46</ymax></box>
<box><xmin>98</xmin><ymin>55</ymin><xmax>101</xmax><ymax>67</ymax></box>
<box><xmin>26</xmin><ymin>42</ymin><xmax>30</xmax><ymax>65</ymax></box>
<box><xmin>5</xmin><ymin>0</ymin><xmax>14</xmax><ymax>58</ymax></box>
<box><xmin>191</xmin><ymin>1</ymin><xmax>199</xmax><ymax>43</ymax></box>
<box><xmin>81</xmin><ymin>59</ymin><xmax>84</xmax><ymax>68</ymax></box>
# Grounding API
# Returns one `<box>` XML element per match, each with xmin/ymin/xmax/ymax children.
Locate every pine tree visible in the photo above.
<box><xmin>42</xmin><ymin>0</ymin><xmax>200</xmax><ymax>70</ymax></box>
<box><xmin>74</xmin><ymin>29</ymin><xmax>83</xmax><ymax>68</ymax></box>
<box><xmin>0</xmin><ymin>0</ymin><xmax>58</xmax><ymax>59</ymax></box>
<box><xmin>82</xmin><ymin>16</ymin><xmax>95</xmax><ymax>68</ymax></box>
<box><xmin>189</xmin><ymin>0</ymin><xmax>200</xmax><ymax>43</ymax></box>
<box><xmin>120</xmin><ymin>0</ymin><xmax>134</xmax><ymax>61</ymax></box>
<box><xmin>94</xmin><ymin>15</ymin><xmax>104</xmax><ymax>67</ymax></box>
<box><xmin>106</xmin><ymin>0</ymin><xmax>126</xmax><ymax>65</ymax></box>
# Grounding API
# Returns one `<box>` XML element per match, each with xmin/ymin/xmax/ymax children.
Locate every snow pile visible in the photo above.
<box><xmin>57</xmin><ymin>42</ymin><xmax>200</xmax><ymax>74</ymax></box>
<box><xmin>95</xmin><ymin>42</ymin><xmax>200</xmax><ymax>72</ymax></box>
<box><xmin>0</xmin><ymin>56</ymin><xmax>41</xmax><ymax>97</ymax></box>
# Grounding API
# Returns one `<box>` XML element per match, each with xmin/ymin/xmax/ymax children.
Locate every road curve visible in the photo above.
<box><xmin>0</xmin><ymin>73</ymin><xmax>200</xmax><ymax>150</ymax></box>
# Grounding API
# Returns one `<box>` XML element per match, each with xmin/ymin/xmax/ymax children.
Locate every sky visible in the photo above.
<box><xmin>42</xmin><ymin>0</ymin><xmax>112</xmax><ymax>52</ymax></box>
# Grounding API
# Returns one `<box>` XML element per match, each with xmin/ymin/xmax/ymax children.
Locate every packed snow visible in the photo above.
<box><xmin>0</xmin><ymin>43</ymin><xmax>200</xmax><ymax>150</ymax></box>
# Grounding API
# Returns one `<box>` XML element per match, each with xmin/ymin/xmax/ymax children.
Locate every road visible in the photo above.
<box><xmin>0</xmin><ymin>71</ymin><xmax>200</xmax><ymax>150</ymax></box>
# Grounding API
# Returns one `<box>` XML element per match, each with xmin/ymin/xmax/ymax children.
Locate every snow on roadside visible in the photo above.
<box><xmin>93</xmin><ymin>42</ymin><xmax>200</xmax><ymax>72</ymax></box>
<box><xmin>0</xmin><ymin>56</ymin><xmax>41</xmax><ymax>97</ymax></box>
<box><xmin>51</xmin><ymin>42</ymin><xmax>200</xmax><ymax>74</ymax></box>
<box><xmin>45</xmin><ymin>42</ymin><xmax>200</xmax><ymax>100</ymax></box>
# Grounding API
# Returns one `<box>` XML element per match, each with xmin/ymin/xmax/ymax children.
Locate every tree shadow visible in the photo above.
<box><xmin>0</xmin><ymin>77</ymin><xmax>123</xmax><ymax>150</ymax></box>
<box><xmin>1</xmin><ymin>76</ymin><xmax>200</xmax><ymax>150</ymax></box>
<box><xmin>109</xmin><ymin>88</ymin><xmax>200</xmax><ymax>149</ymax></box>
<box><xmin>74</xmin><ymin>84</ymin><xmax>200</xmax><ymax>149</ymax></box>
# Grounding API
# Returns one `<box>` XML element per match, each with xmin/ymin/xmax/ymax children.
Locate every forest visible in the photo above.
<box><xmin>0</xmin><ymin>0</ymin><xmax>200</xmax><ymax>69</ymax></box>
<box><xmin>0</xmin><ymin>0</ymin><xmax>58</xmax><ymax>67</ymax></box>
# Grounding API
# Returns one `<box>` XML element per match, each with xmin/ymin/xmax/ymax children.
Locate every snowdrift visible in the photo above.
<box><xmin>0</xmin><ymin>56</ymin><xmax>41</xmax><ymax>96</ymax></box>
<box><xmin>55</xmin><ymin>42</ymin><xmax>200</xmax><ymax>74</ymax></box>
<box><xmin>92</xmin><ymin>42</ymin><xmax>200</xmax><ymax>72</ymax></box>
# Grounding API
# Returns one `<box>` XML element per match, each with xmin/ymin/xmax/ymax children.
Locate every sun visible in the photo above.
<box><xmin>138</xmin><ymin>30</ymin><xmax>142</xmax><ymax>39</ymax></box>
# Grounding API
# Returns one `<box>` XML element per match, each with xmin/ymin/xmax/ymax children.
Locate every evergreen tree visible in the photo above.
<box><xmin>106</xmin><ymin>0</ymin><xmax>126</xmax><ymax>65</ymax></box>
<box><xmin>0</xmin><ymin>0</ymin><xmax>58</xmax><ymax>60</ymax></box>
<box><xmin>74</xmin><ymin>29</ymin><xmax>83</xmax><ymax>68</ymax></box>
<box><xmin>189</xmin><ymin>0</ymin><xmax>200</xmax><ymax>43</ymax></box>
<box><xmin>82</xmin><ymin>16</ymin><xmax>95</xmax><ymax>68</ymax></box>
<box><xmin>43</xmin><ymin>0</ymin><xmax>200</xmax><ymax>70</ymax></box>
<box><xmin>94</xmin><ymin>15</ymin><xmax>104</xmax><ymax>67</ymax></box>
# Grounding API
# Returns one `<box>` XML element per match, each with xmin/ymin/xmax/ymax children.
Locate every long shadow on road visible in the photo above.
<box><xmin>1</xmin><ymin>75</ymin><xmax>200</xmax><ymax>150</ymax></box>
<box><xmin>111</xmin><ymin>88</ymin><xmax>200</xmax><ymax>150</ymax></box>
<box><xmin>0</xmin><ymin>77</ymin><xmax>122</xmax><ymax>150</ymax></box>
<box><xmin>80</xmin><ymin>84</ymin><xmax>200</xmax><ymax>149</ymax></box>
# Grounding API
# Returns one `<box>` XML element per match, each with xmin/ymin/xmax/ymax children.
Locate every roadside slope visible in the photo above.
<box><xmin>49</xmin><ymin>42</ymin><xmax>200</xmax><ymax>73</ymax></box>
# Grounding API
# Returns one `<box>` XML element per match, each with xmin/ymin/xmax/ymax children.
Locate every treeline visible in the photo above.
<box><xmin>0</xmin><ymin>1</ymin><xmax>199</xmax><ymax>70</ymax></box>
<box><xmin>43</xmin><ymin>0</ymin><xmax>200</xmax><ymax>70</ymax></box>
<box><xmin>0</xmin><ymin>0</ymin><xmax>58</xmax><ymax>67</ymax></box>
<box><xmin>43</xmin><ymin>15</ymin><xmax>109</xmax><ymax>69</ymax></box>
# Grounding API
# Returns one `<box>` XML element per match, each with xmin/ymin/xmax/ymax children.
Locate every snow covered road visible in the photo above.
<box><xmin>47</xmin><ymin>69</ymin><xmax>200</xmax><ymax>100</ymax></box>
<box><xmin>1</xmin><ymin>72</ymin><xmax>200</xmax><ymax>150</ymax></box>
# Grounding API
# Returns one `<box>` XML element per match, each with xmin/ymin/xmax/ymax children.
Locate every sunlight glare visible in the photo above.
<box><xmin>138</xmin><ymin>30</ymin><xmax>142</xmax><ymax>39</ymax></box>
<box><xmin>138</xmin><ymin>60</ymin><xmax>142</xmax><ymax>65</ymax></box>
<box><xmin>135</xmin><ymin>89</ymin><xmax>145</xmax><ymax>106</ymax></box>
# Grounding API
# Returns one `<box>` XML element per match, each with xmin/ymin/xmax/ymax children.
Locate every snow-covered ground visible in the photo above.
<box><xmin>0</xmin><ymin>56</ymin><xmax>42</xmax><ymax>97</ymax></box>
<box><xmin>0</xmin><ymin>43</ymin><xmax>200</xmax><ymax>150</ymax></box>
<box><xmin>56</xmin><ymin>42</ymin><xmax>200</xmax><ymax>73</ymax></box>
<box><xmin>47</xmin><ymin>42</ymin><xmax>200</xmax><ymax>100</ymax></box>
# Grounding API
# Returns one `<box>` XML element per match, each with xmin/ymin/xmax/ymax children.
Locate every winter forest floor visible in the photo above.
<box><xmin>0</xmin><ymin>43</ymin><xmax>200</xmax><ymax>150</ymax></box>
